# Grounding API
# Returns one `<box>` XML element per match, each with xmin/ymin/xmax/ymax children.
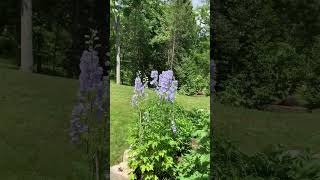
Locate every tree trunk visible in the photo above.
<box><xmin>20</xmin><ymin>0</ymin><xmax>33</xmax><ymax>72</ymax></box>
<box><xmin>16</xmin><ymin>0</ymin><xmax>21</xmax><ymax>67</ymax></box>
<box><xmin>115</xmin><ymin>12</ymin><xmax>121</xmax><ymax>84</ymax></box>
<box><xmin>170</xmin><ymin>33</ymin><xmax>175</xmax><ymax>70</ymax></box>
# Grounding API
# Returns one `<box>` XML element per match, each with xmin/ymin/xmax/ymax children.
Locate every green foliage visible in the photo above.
<box><xmin>303</xmin><ymin>36</ymin><xmax>320</xmax><ymax>109</ymax></box>
<box><xmin>212</xmin><ymin>136</ymin><xmax>249</xmax><ymax>179</ymax></box>
<box><xmin>220</xmin><ymin>43</ymin><xmax>305</xmax><ymax>108</ymax></box>
<box><xmin>177</xmin><ymin>54</ymin><xmax>209</xmax><ymax>96</ymax></box>
<box><xmin>212</xmin><ymin>135</ymin><xmax>320</xmax><ymax>180</ymax></box>
<box><xmin>128</xmin><ymin>98</ymin><xmax>210</xmax><ymax>179</ymax></box>
<box><xmin>0</xmin><ymin>27</ymin><xmax>17</xmax><ymax>58</ymax></box>
<box><xmin>32</xmin><ymin>9</ymin><xmax>72</xmax><ymax>76</ymax></box>
<box><xmin>246</xmin><ymin>145</ymin><xmax>320</xmax><ymax>179</ymax></box>
<box><xmin>175</xmin><ymin>110</ymin><xmax>210</xmax><ymax>179</ymax></box>
<box><xmin>111</xmin><ymin>0</ymin><xmax>167</xmax><ymax>85</ymax></box>
<box><xmin>0</xmin><ymin>1</ymin><xmax>19</xmax><ymax>60</ymax></box>
<box><xmin>215</xmin><ymin>0</ymin><xmax>320</xmax><ymax>108</ymax></box>
<box><xmin>173</xmin><ymin>1</ymin><xmax>210</xmax><ymax>96</ymax></box>
<box><xmin>303</xmin><ymin>76</ymin><xmax>320</xmax><ymax>110</ymax></box>
<box><xmin>110</xmin><ymin>0</ymin><xmax>209</xmax><ymax>95</ymax></box>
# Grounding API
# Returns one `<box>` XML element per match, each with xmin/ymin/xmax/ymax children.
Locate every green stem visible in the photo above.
<box><xmin>138</xmin><ymin>106</ymin><xmax>143</xmax><ymax>144</ymax></box>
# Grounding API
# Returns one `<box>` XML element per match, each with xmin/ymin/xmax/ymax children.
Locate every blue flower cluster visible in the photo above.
<box><xmin>131</xmin><ymin>73</ymin><xmax>148</xmax><ymax>106</ymax></box>
<box><xmin>152</xmin><ymin>70</ymin><xmax>178</xmax><ymax>102</ymax></box>
<box><xmin>131</xmin><ymin>70</ymin><xmax>178</xmax><ymax>107</ymax></box>
<box><xmin>132</xmin><ymin>70</ymin><xmax>178</xmax><ymax>135</ymax></box>
<box><xmin>150</xmin><ymin>70</ymin><xmax>158</xmax><ymax>86</ymax></box>
<box><xmin>70</xmin><ymin>50</ymin><xmax>107</xmax><ymax>144</ymax></box>
<box><xmin>79</xmin><ymin>50</ymin><xmax>103</xmax><ymax>93</ymax></box>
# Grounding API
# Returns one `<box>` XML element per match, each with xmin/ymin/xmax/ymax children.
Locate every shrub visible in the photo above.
<box><xmin>176</xmin><ymin>53</ymin><xmax>210</xmax><ymax>96</ymax></box>
<box><xmin>175</xmin><ymin>110</ymin><xmax>210</xmax><ymax>179</ymax></box>
<box><xmin>303</xmin><ymin>36</ymin><xmax>320</xmax><ymax>110</ymax></box>
<box><xmin>212</xmin><ymin>136</ymin><xmax>249</xmax><ymax>179</ymax></box>
<box><xmin>128</xmin><ymin>70</ymin><xmax>210</xmax><ymax>179</ymax></box>
<box><xmin>303</xmin><ymin>76</ymin><xmax>320</xmax><ymax>110</ymax></box>
<box><xmin>212</xmin><ymin>136</ymin><xmax>320</xmax><ymax>179</ymax></box>
<box><xmin>0</xmin><ymin>27</ymin><xmax>17</xmax><ymax>58</ymax></box>
<box><xmin>219</xmin><ymin>42</ymin><xmax>305</xmax><ymax>109</ymax></box>
<box><xmin>247</xmin><ymin>145</ymin><xmax>320</xmax><ymax>179</ymax></box>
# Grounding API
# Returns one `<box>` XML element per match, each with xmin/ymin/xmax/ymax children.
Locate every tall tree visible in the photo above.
<box><xmin>16</xmin><ymin>0</ymin><xmax>21</xmax><ymax>66</ymax></box>
<box><xmin>167</xmin><ymin>0</ymin><xmax>197</xmax><ymax>69</ymax></box>
<box><xmin>20</xmin><ymin>0</ymin><xmax>33</xmax><ymax>72</ymax></box>
<box><xmin>112</xmin><ymin>0</ymin><xmax>121</xmax><ymax>84</ymax></box>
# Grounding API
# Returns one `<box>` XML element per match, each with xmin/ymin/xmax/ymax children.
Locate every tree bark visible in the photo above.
<box><xmin>20</xmin><ymin>0</ymin><xmax>33</xmax><ymax>72</ymax></box>
<box><xmin>115</xmin><ymin>11</ymin><xmax>121</xmax><ymax>84</ymax></box>
<box><xmin>16</xmin><ymin>0</ymin><xmax>21</xmax><ymax>67</ymax></box>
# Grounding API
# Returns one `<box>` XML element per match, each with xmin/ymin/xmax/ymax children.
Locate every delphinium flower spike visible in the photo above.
<box><xmin>131</xmin><ymin>72</ymin><xmax>148</xmax><ymax>107</ymax></box>
<box><xmin>150</xmin><ymin>70</ymin><xmax>158</xmax><ymax>85</ymax></box>
<box><xmin>70</xmin><ymin>49</ymin><xmax>105</xmax><ymax>143</ymax></box>
<box><xmin>151</xmin><ymin>70</ymin><xmax>178</xmax><ymax>103</ymax></box>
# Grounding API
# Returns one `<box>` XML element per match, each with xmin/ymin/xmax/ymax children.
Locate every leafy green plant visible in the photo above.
<box><xmin>177</xmin><ymin>52</ymin><xmax>210</xmax><ymax>96</ymax></box>
<box><xmin>128</xmin><ymin>70</ymin><xmax>210</xmax><ymax>179</ymax></box>
<box><xmin>128</xmin><ymin>100</ymin><xmax>187</xmax><ymax>179</ymax></box>
<box><xmin>212</xmin><ymin>135</ymin><xmax>320</xmax><ymax>180</ymax></box>
<box><xmin>303</xmin><ymin>76</ymin><xmax>320</xmax><ymax>110</ymax></box>
<box><xmin>175</xmin><ymin>110</ymin><xmax>210</xmax><ymax>179</ymax></box>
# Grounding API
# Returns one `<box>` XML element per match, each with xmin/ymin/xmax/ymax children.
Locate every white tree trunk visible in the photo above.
<box><xmin>21</xmin><ymin>0</ymin><xmax>33</xmax><ymax>72</ymax></box>
<box><xmin>115</xmin><ymin>14</ymin><xmax>121</xmax><ymax>84</ymax></box>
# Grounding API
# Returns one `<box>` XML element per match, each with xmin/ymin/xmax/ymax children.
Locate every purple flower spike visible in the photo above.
<box><xmin>70</xmin><ymin>49</ymin><xmax>107</xmax><ymax>144</ymax></box>
<box><xmin>168</xmin><ymin>80</ymin><xmax>178</xmax><ymax>102</ymax></box>
<box><xmin>79</xmin><ymin>50</ymin><xmax>103</xmax><ymax>94</ymax></box>
<box><xmin>153</xmin><ymin>70</ymin><xmax>177</xmax><ymax>102</ymax></box>
<box><xmin>70</xmin><ymin>103</ymin><xmax>87</xmax><ymax>144</ymax></box>
<box><xmin>134</xmin><ymin>76</ymin><xmax>146</xmax><ymax>97</ymax></box>
<box><xmin>132</xmin><ymin>74</ymin><xmax>148</xmax><ymax>107</ymax></box>
<box><xmin>150</xmin><ymin>70</ymin><xmax>158</xmax><ymax>85</ymax></box>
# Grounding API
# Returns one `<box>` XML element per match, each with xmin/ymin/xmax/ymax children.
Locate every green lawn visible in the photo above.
<box><xmin>0</xmin><ymin>66</ymin><xmax>81</xmax><ymax>180</ymax></box>
<box><xmin>215</xmin><ymin>104</ymin><xmax>320</xmax><ymax>155</ymax></box>
<box><xmin>1</xmin><ymin>62</ymin><xmax>319</xmax><ymax>178</ymax></box>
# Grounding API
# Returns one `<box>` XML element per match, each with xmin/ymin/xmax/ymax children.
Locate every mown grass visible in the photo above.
<box><xmin>1</xmin><ymin>60</ymin><xmax>319</xmax><ymax>178</ymax></box>
<box><xmin>0</xmin><ymin>66</ymin><xmax>82</xmax><ymax>180</ymax></box>
<box><xmin>214</xmin><ymin>104</ymin><xmax>320</xmax><ymax>155</ymax></box>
